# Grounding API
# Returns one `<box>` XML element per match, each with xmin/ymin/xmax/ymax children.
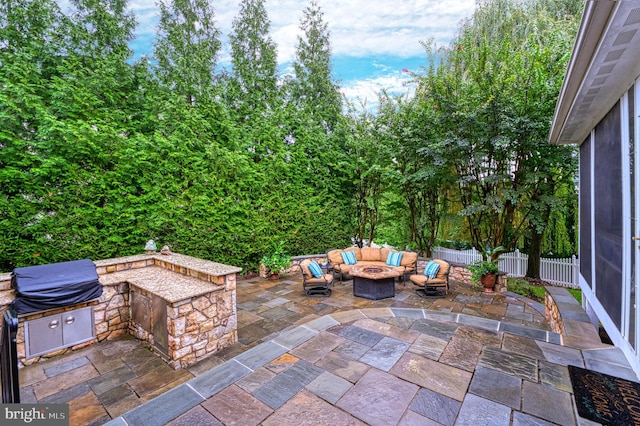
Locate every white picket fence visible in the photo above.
<box><xmin>431</xmin><ymin>247</ymin><xmax>579</xmax><ymax>289</ymax></box>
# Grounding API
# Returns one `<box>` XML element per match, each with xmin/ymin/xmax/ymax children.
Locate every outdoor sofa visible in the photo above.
<box><xmin>327</xmin><ymin>247</ymin><xmax>418</xmax><ymax>283</ymax></box>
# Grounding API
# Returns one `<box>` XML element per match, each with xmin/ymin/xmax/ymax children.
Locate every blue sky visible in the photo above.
<box><xmin>83</xmin><ymin>0</ymin><xmax>476</xmax><ymax>105</ymax></box>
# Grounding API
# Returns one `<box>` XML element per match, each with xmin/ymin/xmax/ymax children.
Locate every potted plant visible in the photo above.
<box><xmin>468</xmin><ymin>260</ymin><xmax>500</xmax><ymax>293</ymax></box>
<box><xmin>260</xmin><ymin>241</ymin><xmax>291</xmax><ymax>279</ymax></box>
<box><xmin>468</xmin><ymin>246</ymin><xmax>504</xmax><ymax>293</ymax></box>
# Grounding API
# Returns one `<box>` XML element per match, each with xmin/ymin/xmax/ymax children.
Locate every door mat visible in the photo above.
<box><xmin>569</xmin><ymin>365</ymin><xmax>640</xmax><ymax>425</ymax></box>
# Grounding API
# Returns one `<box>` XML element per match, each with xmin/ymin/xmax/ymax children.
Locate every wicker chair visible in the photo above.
<box><xmin>298</xmin><ymin>259</ymin><xmax>334</xmax><ymax>297</ymax></box>
<box><xmin>410</xmin><ymin>259</ymin><xmax>450</xmax><ymax>298</ymax></box>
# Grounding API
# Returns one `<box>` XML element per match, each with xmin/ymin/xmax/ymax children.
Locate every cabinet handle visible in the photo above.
<box><xmin>64</xmin><ymin>316</ymin><xmax>75</xmax><ymax>325</ymax></box>
<box><xmin>48</xmin><ymin>320</ymin><xmax>59</xmax><ymax>329</ymax></box>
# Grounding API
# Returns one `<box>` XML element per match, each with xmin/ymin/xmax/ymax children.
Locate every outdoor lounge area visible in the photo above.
<box><xmin>12</xmin><ymin>259</ymin><xmax>639</xmax><ymax>426</ymax></box>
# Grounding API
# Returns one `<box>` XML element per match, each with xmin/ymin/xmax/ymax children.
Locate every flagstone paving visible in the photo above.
<box><xmin>18</xmin><ymin>272</ymin><xmax>640</xmax><ymax>425</ymax></box>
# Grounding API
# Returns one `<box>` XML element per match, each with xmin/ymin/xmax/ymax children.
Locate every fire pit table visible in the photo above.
<box><xmin>350</xmin><ymin>264</ymin><xmax>401</xmax><ymax>300</ymax></box>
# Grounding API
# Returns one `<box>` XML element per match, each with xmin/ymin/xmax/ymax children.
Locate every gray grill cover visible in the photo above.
<box><xmin>11</xmin><ymin>259</ymin><xmax>102</xmax><ymax>314</ymax></box>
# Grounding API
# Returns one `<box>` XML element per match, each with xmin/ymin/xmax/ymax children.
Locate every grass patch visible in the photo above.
<box><xmin>507</xmin><ymin>277</ymin><xmax>546</xmax><ymax>302</ymax></box>
<box><xmin>507</xmin><ymin>277</ymin><xmax>582</xmax><ymax>304</ymax></box>
<box><xmin>567</xmin><ymin>288</ymin><xmax>582</xmax><ymax>303</ymax></box>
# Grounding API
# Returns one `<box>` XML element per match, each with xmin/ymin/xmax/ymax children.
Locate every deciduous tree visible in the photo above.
<box><xmin>418</xmin><ymin>0</ymin><xmax>580</xmax><ymax>266</ymax></box>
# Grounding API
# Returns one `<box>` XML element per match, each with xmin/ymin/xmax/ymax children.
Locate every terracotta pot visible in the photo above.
<box><xmin>270</xmin><ymin>273</ymin><xmax>279</xmax><ymax>280</ymax></box>
<box><xmin>480</xmin><ymin>273</ymin><xmax>496</xmax><ymax>293</ymax></box>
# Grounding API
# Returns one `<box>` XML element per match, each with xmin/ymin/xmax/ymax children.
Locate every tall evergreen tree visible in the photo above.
<box><xmin>228</xmin><ymin>0</ymin><xmax>278</xmax><ymax>119</ymax></box>
<box><xmin>286</xmin><ymin>1</ymin><xmax>352</xmax><ymax>208</ymax></box>
<box><xmin>0</xmin><ymin>0</ymin><xmax>62</xmax><ymax>269</ymax></box>
<box><xmin>40</xmin><ymin>0</ymin><xmax>144</xmax><ymax>260</ymax></box>
<box><xmin>64</xmin><ymin>0</ymin><xmax>137</xmax><ymax>123</ymax></box>
<box><xmin>154</xmin><ymin>0</ymin><xmax>221</xmax><ymax>105</ymax></box>
<box><xmin>0</xmin><ymin>0</ymin><xmax>145</xmax><ymax>267</ymax></box>
<box><xmin>291</xmin><ymin>0</ymin><xmax>341</xmax><ymax>131</ymax></box>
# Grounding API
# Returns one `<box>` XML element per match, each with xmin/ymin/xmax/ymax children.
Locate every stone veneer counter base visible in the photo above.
<box><xmin>95</xmin><ymin>253</ymin><xmax>241</xmax><ymax>369</ymax></box>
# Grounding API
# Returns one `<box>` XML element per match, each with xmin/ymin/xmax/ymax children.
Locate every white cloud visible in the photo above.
<box><xmin>341</xmin><ymin>71</ymin><xmax>415</xmax><ymax>110</ymax></box>
<box><xmin>121</xmin><ymin>0</ymin><xmax>474</xmax><ymax>64</ymax></box>
<box><xmin>340</xmin><ymin>74</ymin><xmax>412</xmax><ymax>108</ymax></box>
<box><xmin>319</xmin><ymin>0</ymin><xmax>474</xmax><ymax>59</ymax></box>
<box><xmin>57</xmin><ymin>0</ymin><xmax>475</xmax><ymax>104</ymax></box>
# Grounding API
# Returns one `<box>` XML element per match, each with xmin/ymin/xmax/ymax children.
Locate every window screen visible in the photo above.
<box><xmin>593</xmin><ymin>101</ymin><xmax>623</xmax><ymax>329</ymax></box>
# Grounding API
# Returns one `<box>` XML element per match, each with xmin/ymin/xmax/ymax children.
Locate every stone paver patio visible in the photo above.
<box><xmin>18</xmin><ymin>273</ymin><xmax>638</xmax><ymax>425</ymax></box>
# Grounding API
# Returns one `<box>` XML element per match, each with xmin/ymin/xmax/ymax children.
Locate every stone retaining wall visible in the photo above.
<box><xmin>545</xmin><ymin>289</ymin><xmax>565</xmax><ymax>334</ymax></box>
<box><xmin>268</xmin><ymin>255</ymin><xmax>326</xmax><ymax>278</ymax></box>
<box><xmin>544</xmin><ymin>286</ymin><xmax>601</xmax><ymax>347</ymax></box>
<box><xmin>446</xmin><ymin>263</ymin><xmax>507</xmax><ymax>292</ymax></box>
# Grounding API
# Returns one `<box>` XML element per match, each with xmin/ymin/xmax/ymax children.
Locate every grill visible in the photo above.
<box><xmin>1</xmin><ymin>310</ymin><xmax>19</xmax><ymax>403</ymax></box>
<box><xmin>11</xmin><ymin>259</ymin><xmax>102</xmax><ymax>314</ymax></box>
<box><xmin>11</xmin><ymin>259</ymin><xmax>102</xmax><ymax>359</ymax></box>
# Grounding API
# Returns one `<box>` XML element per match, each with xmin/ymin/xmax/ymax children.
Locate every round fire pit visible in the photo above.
<box><xmin>349</xmin><ymin>264</ymin><xmax>401</xmax><ymax>300</ymax></box>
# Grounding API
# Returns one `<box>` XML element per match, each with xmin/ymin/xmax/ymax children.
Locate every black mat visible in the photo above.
<box><xmin>569</xmin><ymin>365</ymin><xmax>640</xmax><ymax>425</ymax></box>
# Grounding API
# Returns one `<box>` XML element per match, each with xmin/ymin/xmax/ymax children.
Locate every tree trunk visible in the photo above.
<box><xmin>526</xmin><ymin>231</ymin><xmax>543</xmax><ymax>279</ymax></box>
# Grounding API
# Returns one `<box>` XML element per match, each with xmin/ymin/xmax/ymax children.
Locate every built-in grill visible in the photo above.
<box><xmin>11</xmin><ymin>259</ymin><xmax>102</xmax><ymax>358</ymax></box>
<box><xmin>11</xmin><ymin>258</ymin><xmax>102</xmax><ymax>314</ymax></box>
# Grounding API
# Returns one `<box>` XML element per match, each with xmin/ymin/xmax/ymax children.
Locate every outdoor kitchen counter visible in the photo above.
<box><xmin>95</xmin><ymin>253</ymin><xmax>240</xmax><ymax>369</ymax></box>
<box><xmin>96</xmin><ymin>253</ymin><xmax>242</xmax><ymax>303</ymax></box>
<box><xmin>95</xmin><ymin>253</ymin><xmax>242</xmax><ymax>277</ymax></box>
<box><xmin>99</xmin><ymin>266</ymin><xmax>225</xmax><ymax>303</ymax></box>
<box><xmin>2</xmin><ymin>253</ymin><xmax>240</xmax><ymax>369</ymax></box>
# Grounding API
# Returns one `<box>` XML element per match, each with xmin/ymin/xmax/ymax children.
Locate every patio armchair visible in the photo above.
<box><xmin>410</xmin><ymin>259</ymin><xmax>450</xmax><ymax>298</ymax></box>
<box><xmin>298</xmin><ymin>259</ymin><xmax>334</xmax><ymax>297</ymax></box>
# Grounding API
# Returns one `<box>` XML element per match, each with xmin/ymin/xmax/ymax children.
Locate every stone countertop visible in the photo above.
<box><xmin>95</xmin><ymin>253</ymin><xmax>242</xmax><ymax>276</ymax></box>
<box><xmin>100</xmin><ymin>266</ymin><xmax>225</xmax><ymax>303</ymax></box>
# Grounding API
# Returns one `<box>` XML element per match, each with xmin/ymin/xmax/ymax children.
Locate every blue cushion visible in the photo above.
<box><xmin>308</xmin><ymin>261</ymin><xmax>323</xmax><ymax>278</ymax></box>
<box><xmin>341</xmin><ymin>250</ymin><xmax>357</xmax><ymax>265</ymax></box>
<box><xmin>386</xmin><ymin>251</ymin><xmax>396</xmax><ymax>265</ymax></box>
<box><xmin>423</xmin><ymin>260</ymin><xmax>440</xmax><ymax>279</ymax></box>
<box><xmin>386</xmin><ymin>251</ymin><xmax>403</xmax><ymax>267</ymax></box>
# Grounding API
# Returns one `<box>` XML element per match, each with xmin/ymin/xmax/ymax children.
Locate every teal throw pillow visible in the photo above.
<box><xmin>386</xmin><ymin>251</ymin><xmax>403</xmax><ymax>267</ymax></box>
<box><xmin>423</xmin><ymin>260</ymin><xmax>440</xmax><ymax>279</ymax></box>
<box><xmin>308</xmin><ymin>261</ymin><xmax>323</xmax><ymax>278</ymax></box>
<box><xmin>341</xmin><ymin>250</ymin><xmax>357</xmax><ymax>265</ymax></box>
